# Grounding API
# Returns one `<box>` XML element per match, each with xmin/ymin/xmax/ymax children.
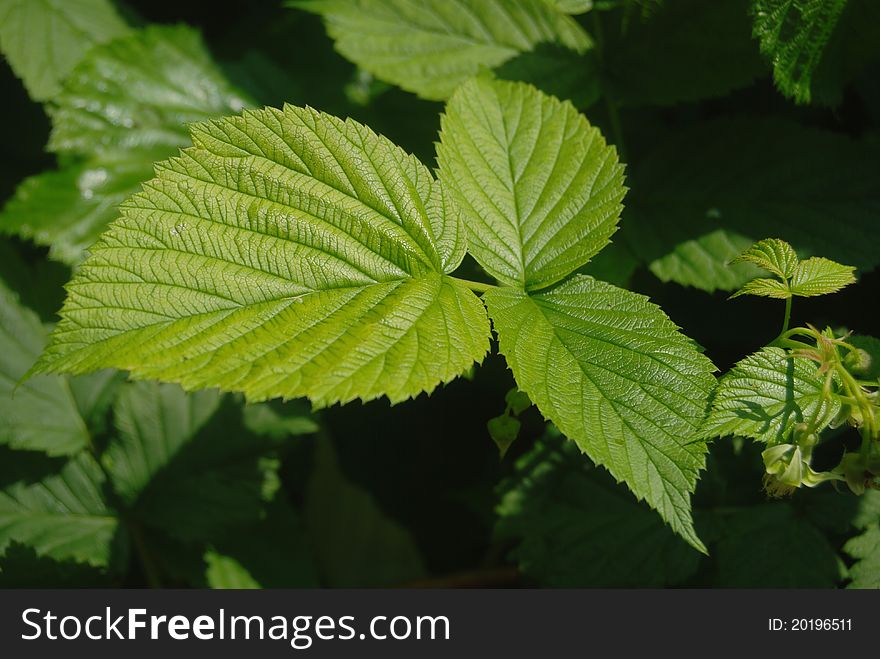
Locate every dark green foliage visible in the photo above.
<box><xmin>1</xmin><ymin>0</ymin><xmax>878</xmax><ymax>589</ymax></box>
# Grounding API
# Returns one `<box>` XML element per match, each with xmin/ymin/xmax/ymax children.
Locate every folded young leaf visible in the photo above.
<box><xmin>293</xmin><ymin>0</ymin><xmax>591</xmax><ymax>101</ymax></box>
<box><xmin>496</xmin><ymin>429</ymin><xmax>701</xmax><ymax>586</ymax></box>
<box><xmin>0</xmin><ymin>0</ymin><xmax>129</xmax><ymax>101</ymax></box>
<box><xmin>0</xmin><ymin>281</ymin><xmax>90</xmax><ymax>455</ymax></box>
<box><xmin>625</xmin><ymin>118</ymin><xmax>880</xmax><ymax>292</ymax></box>
<box><xmin>438</xmin><ymin>77</ymin><xmax>625</xmax><ymax>291</ymax></box>
<box><xmin>485</xmin><ymin>275</ymin><xmax>716</xmax><ymax>550</ymax></box>
<box><xmin>701</xmin><ymin>347</ymin><xmax>841</xmax><ymax>443</ymax></box>
<box><xmin>731</xmin><ymin>238</ymin><xmax>799</xmax><ymax>279</ymax></box>
<box><xmin>35</xmin><ymin>105</ymin><xmax>490</xmax><ymax>406</ymax></box>
<box><xmin>0</xmin><ymin>453</ymin><xmax>120</xmax><ymax>567</ymax></box>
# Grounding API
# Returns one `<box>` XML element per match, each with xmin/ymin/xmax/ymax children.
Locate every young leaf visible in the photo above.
<box><xmin>730</xmin><ymin>238</ymin><xmax>799</xmax><ymax>279</ymax></box>
<box><xmin>293</xmin><ymin>0</ymin><xmax>591</xmax><ymax>100</ymax></box>
<box><xmin>0</xmin><ymin>280</ymin><xmax>90</xmax><ymax>455</ymax></box>
<box><xmin>0</xmin><ymin>0</ymin><xmax>129</xmax><ymax>101</ymax></box>
<box><xmin>845</xmin><ymin>335</ymin><xmax>880</xmax><ymax>381</ymax></box>
<box><xmin>788</xmin><ymin>256</ymin><xmax>857</xmax><ymax>296</ymax></box>
<box><xmin>437</xmin><ymin>77</ymin><xmax>626</xmax><ymax>291</ymax></box>
<box><xmin>624</xmin><ymin>118</ymin><xmax>880</xmax><ymax>292</ymax></box>
<box><xmin>1</xmin><ymin>25</ymin><xmax>253</xmax><ymax>266</ymax></box>
<box><xmin>729</xmin><ymin>277</ymin><xmax>791</xmax><ymax>299</ymax></box>
<box><xmin>35</xmin><ymin>104</ymin><xmax>491</xmax><ymax>406</ymax></box>
<box><xmin>844</xmin><ymin>525</ymin><xmax>880</xmax><ymax>588</ymax></box>
<box><xmin>701</xmin><ymin>347</ymin><xmax>841</xmax><ymax>443</ymax></box>
<box><xmin>0</xmin><ymin>453</ymin><xmax>120</xmax><ymax>567</ymax></box>
<box><xmin>496</xmin><ymin>430</ymin><xmax>701</xmax><ymax>586</ymax></box>
<box><xmin>485</xmin><ymin>275</ymin><xmax>717</xmax><ymax>550</ymax></box>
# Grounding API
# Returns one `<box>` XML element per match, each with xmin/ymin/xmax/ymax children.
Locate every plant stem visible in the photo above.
<box><xmin>451</xmin><ymin>276</ymin><xmax>494</xmax><ymax>294</ymax></box>
<box><xmin>781</xmin><ymin>296</ymin><xmax>793</xmax><ymax>335</ymax></box>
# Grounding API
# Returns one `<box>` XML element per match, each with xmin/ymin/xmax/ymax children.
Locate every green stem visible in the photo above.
<box><xmin>451</xmin><ymin>276</ymin><xmax>495</xmax><ymax>294</ymax></box>
<box><xmin>781</xmin><ymin>296</ymin><xmax>793</xmax><ymax>336</ymax></box>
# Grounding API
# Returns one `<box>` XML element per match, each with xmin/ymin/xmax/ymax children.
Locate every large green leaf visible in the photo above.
<box><xmin>701</xmin><ymin>347</ymin><xmax>841</xmax><ymax>443</ymax></box>
<box><xmin>293</xmin><ymin>0</ymin><xmax>591</xmax><ymax>100</ymax></box>
<box><xmin>48</xmin><ymin>24</ymin><xmax>251</xmax><ymax>156</ymax></box>
<box><xmin>1</xmin><ymin>25</ymin><xmax>252</xmax><ymax>266</ymax></box>
<box><xmin>714</xmin><ymin>503</ymin><xmax>845</xmax><ymax>587</ymax></box>
<box><xmin>35</xmin><ymin>103</ymin><xmax>491</xmax><ymax>406</ymax></box>
<box><xmin>103</xmin><ymin>382</ymin><xmax>282</xmax><ymax>541</ymax></box>
<box><xmin>0</xmin><ymin>453</ymin><xmax>120</xmax><ymax>567</ymax></box>
<box><xmin>0</xmin><ymin>280</ymin><xmax>90</xmax><ymax>455</ymax></box>
<box><xmin>602</xmin><ymin>0</ymin><xmax>766</xmax><ymax>106</ymax></box>
<box><xmin>0</xmin><ymin>0</ymin><xmax>129</xmax><ymax>101</ymax></box>
<box><xmin>484</xmin><ymin>276</ymin><xmax>716</xmax><ymax>550</ymax></box>
<box><xmin>306</xmin><ymin>435</ymin><xmax>426</xmax><ymax>586</ymax></box>
<box><xmin>496</xmin><ymin>429</ymin><xmax>700</xmax><ymax>586</ymax></box>
<box><xmin>437</xmin><ymin>77</ymin><xmax>625</xmax><ymax>291</ymax></box>
<box><xmin>625</xmin><ymin>118</ymin><xmax>880</xmax><ymax>292</ymax></box>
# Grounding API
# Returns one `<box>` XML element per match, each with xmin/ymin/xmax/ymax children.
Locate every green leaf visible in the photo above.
<box><xmin>751</xmin><ymin>0</ymin><xmax>879</xmax><ymax>105</ymax></box>
<box><xmin>48</xmin><ymin>24</ymin><xmax>251</xmax><ymax>157</ymax></box>
<box><xmin>844</xmin><ymin>525</ymin><xmax>880</xmax><ymax>588</ymax></box>
<box><xmin>484</xmin><ymin>275</ymin><xmax>717</xmax><ymax>550</ymax></box>
<box><xmin>496</xmin><ymin>430</ymin><xmax>701</xmax><ymax>586</ymax></box>
<box><xmin>306</xmin><ymin>436</ymin><xmax>426</xmax><ymax>586</ymax></box>
<box><xmin>0</xmin><ymin>153</ymin><xmax>160</xmax><ymax>265</ymax></box>
<box><xmin>103</xmin><ymin>382</ymin><xmax>281</xmax><ymax>541</ymax></box>
<box><xmin>701</xmin><ymin>347</ymin><xmax>841</xmax><ymax>443</ymax></box>
<box><xmin>729</xmin><ymin>277</ymin><xmax>791</xmax><ymax>299</ymax></box>
<box><xmin>294</xmin><ymin>0</ymin><xmax>591</xmax><ymax>101</ymax></box>
<box><xmin>437</xmin><ymin>77</ymin><xmax>626</xmax><ymax>291</ymax></box>
<box><xmin>104</xmin><ymin>381</ymin><xmax>223</xmax><ymax>506</ymax></box>
<box><xmin>0</xmin><ymin>0</ymin><xmax>129</xmax><ymax>101</ymax></box>
<box><xmin>487</xmin><ymin>414</ymin><xmax>521</xmax><ymax>457</ymax></box>
<box><xmin>788</xmin><ymin>256</ymin><xmax>856</xmax><ymax>296</ymax></box>
<box><xmin>35</xmin><ymin>103</ymin><xmax>491</xmax><ymax>406</ymax></box>
<box><xmin>553</xmin><ymin>0</ymin><xmax>593</xmax><ymax>13</ymax></box>
<box><xmin>1</xmin><ymin>25</ymin><xmax>253</xmax><ymax>266</ymax></box>
<box><xmin>731</xmin><ymin>238</ymin><xmax>799</xmax><ymax>279</ymax></box>
<box><xmin>0</xmin><ymin>280</ymin><xmax>90</xmax><ymax>455</ymax></box>
<box><xmin>715</xmin><ymin>503</ymin><xmax>845</xmax><ymax>587</ymax></box>
<box><xmin>624</xmin><ymin>118</ymin><xmax>880</xmax><ymax>292</ymax></box>
<box><xmin>602</xmin><ymin>0</ymin><xmax>766</xmax><ymax>106</ymax></box>
<box><xmin>242</xmin><ymin>401</ymin><xmax>318</xmax><ymax>439</ymax></box>
<box><xmin>0</xmin><ymin>453</ymin><xmax>120</xmax><ymax>567</ymax></box>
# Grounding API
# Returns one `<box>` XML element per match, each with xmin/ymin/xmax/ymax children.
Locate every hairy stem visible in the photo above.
<box><xmin>781</xmin><ymin>296</ymin><xmax>793</xmax><ymax>336</ymax></box>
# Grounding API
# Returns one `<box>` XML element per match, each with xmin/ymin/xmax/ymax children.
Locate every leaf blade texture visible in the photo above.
<box><xmin>437</xmin><ymin>77</ymin><xmax>626</xmax><ymax>291</ymax></box>
<box><xmin>731</xmin><ymin>238</ymin><xmax>799</xmax><ymax>279</ymax></box>
<box><xmin>0</xmin><ymin>453</ymin><xmax>119</xmax><ymax>567</ymax></box>
<box><xmin>484</xmin><ymin>275</ymin><xmax>717</xmax><ymax>550</ymax></box>
<box><xmin>0</xmin><ymin>0</ymin><xmax>129</xmax><ymax>101</ymax></box>
<box><xmin>701</xmin><ymin>347</ymin><xmax>841</xmax><ymax>443</ymax></box>
<box><xmin>293</xmin><ymin>0</ymin><xmax>591</xmax><ymax>100</ymax></box>
<box><xmin>35</xmin><ymin>104</ymin><xmax>490</xmax><ymax>406</ymax></box>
